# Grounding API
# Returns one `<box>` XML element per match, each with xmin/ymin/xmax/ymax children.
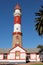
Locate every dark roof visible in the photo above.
<box><xmin>0</xmin><ymin>48</ymin><xmax>41</xmax><ymax>54</ymax></box>
<box><xmin>0</xmin><ymin>48</ymin><xmax>10</xmax><ymax>53</ymax></box>
<box><xmin>26</xmin><ymin>48</ymin><xmax>41</xmax><ymax>53</ymax></box>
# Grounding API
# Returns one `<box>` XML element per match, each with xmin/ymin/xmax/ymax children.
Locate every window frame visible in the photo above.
<box><xmin>3</xmin><ymin>53</ymin><xmax>7</xmax><ymax>59</ymax></box>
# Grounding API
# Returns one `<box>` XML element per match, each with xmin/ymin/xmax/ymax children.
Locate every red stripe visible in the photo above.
<box><xmin>12</xmin><ymin>32</ymin><xmax>22</xmax><ymax>35</ymax></box>
<box><xmin>14</xmin><ymin>16</ymin><xmax>21</xmax><ymax>24</ymax></box>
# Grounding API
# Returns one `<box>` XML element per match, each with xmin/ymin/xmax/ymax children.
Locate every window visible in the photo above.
<box><xmin>16</xmin><ymin>28</ymin><xmax>18</xmax><ymax>30</ymax></box>
<box><xmin>15</xmin><ymin>51</ymin><xmax>20</xmax><ymax>56</ymax></box>
<box><xmin>16</xmin><ymin>36</ymin><xmax>19</xmax><ymax>39</ymax></box>
<box><xmin>15</xmin><ymin>51</ymin><xmax>20</xmax><ymax>59</ymax></box>
<box><xmin>3</xmin><ymin>53</ymin><xmax>7</xmax><ymax>59</ymax></box>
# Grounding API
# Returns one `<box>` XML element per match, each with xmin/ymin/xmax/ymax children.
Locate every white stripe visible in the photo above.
<box><xmin>14</xmin><ymin>24</ymin><xmax>21</xmax><ymax>32</ymax></box>
<box><xmin>0</xmin><ymin>60</ymin><xmax>26</xmax><ymax>62</ymax></box>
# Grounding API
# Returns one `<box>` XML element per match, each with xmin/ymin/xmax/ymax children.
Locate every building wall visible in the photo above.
<box><xmin>7</xmin><ymin>53</ymin><xmax>15</xmax><ymax>60</ymax></box>
<box><xmin>20</xmin><ymin>52</ymin><xmax>26</xmax><ymax>60</ymax></box>
<box><xmin>8</xmin><ymin>46</ymin><xmax>26</xmax><ymax>60</ymax></box>
<box><xmin>0</xmin><ymin>53</ymin><xmax>41</xmax><ymax>62</ymax></box>
<box><xmin>0</xmin><ymin>54</ymin><xmax>3</xmax><ymax>60</ymax></box>
<box><xmin>30</xmin><ymin>53</ymin><xmax>37</xmax><ymax>61</ymax></box>
<box><xmin>0</xmin><ymin>46</ymin><xmax>26</xmax><ymax>63</ymax></box>
<box><xmin>7</xmin><ymin>52</ymin><xmax>26</xmax><ymax>60</ymax></box>
<box><xmin>36</xmin><ymin>54</ymin><xmax>40</xmax><ymax>61</ymax></box>
<box><xmin>28</xmin><ymin>53</ymin><xmax>40</xmax><ymax>62</ymax></box>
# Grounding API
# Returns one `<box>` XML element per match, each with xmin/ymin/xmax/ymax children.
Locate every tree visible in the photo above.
<box><xmin>37</xmin><ymin>44</ymin><xmax>43</xmax><ymax>49</ymax></box>
<box><xmin>35</xmin><ymin>5</ymin><xmax>43</xmax><ymax>35</ymax></box>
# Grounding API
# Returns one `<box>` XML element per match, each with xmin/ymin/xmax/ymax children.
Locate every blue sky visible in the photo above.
<box><xmin>0</xmin><ymin>0</ymin><xmax>43</xmax><ymax>48</ymax></box>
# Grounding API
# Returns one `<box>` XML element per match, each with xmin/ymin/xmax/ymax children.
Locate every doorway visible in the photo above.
<box><xmin>15</xmin><ymin>51</ymin><xmax>20</xmax><ymax>60</ymax></box>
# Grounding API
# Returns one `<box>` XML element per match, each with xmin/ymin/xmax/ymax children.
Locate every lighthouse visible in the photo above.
<box><xmin>12</xmin><ymin>4</ymin><xmax>22</xmax><ymax>48</ymax></box>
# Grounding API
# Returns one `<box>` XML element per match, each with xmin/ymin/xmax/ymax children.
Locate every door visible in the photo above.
<box><xmin>15</xmin><ymin>51</ymin><xmax>20</xmax><ymax>60</ymax></box>
<box><xmin>40</xmin><ymin>53</ymin><xmax>43</xmax><ymax>62</ymax></box>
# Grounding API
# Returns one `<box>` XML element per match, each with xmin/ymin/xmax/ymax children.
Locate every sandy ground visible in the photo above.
<box><xmin>0</xmin><ymin>62</ymin><xmax>43</xmax><ymax>65</ymax></box>
<box><xmin>18</xmin><ymin>62</ymin><xmax>43</xmax><ymax>65</ymax></box>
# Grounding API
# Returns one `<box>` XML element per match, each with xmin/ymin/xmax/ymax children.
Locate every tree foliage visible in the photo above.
<box><xmin>35</xmin><ymin>5</ymin><xmax>43</xmax><ymax>35</ymax></box>
<box><xmin>37</xmin><ymin>44</ymin><xmax>43</xmax><ymax>49</ymax></box>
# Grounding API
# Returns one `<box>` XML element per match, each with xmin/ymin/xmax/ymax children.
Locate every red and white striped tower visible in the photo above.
<box><xmin>12</xmin><ymin>4</ymin><xmax>22</xmax><ymax>48</ymax></box>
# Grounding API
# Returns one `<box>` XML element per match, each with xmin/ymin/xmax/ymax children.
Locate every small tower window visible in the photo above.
<box><xmin>3</xmin><ymin>53</ymin><xmax>7</xmax><ymax>59</ymax></box>
<box><xmin>16</xmin><ymin>28</ymin><xmax>18</xmax><ymax>30</ymax></box>
<box><xmin>16</xmin><ymin>36</ymin><xmax>19</xmax><ymax>39</ymax></box>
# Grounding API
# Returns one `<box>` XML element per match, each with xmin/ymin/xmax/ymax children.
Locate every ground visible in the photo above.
<box><xmin>18</xmin><ymin>62</ymin><xmax>43</xmax><ymax>65</ymax></box>
<box><xmin>0</xmin><ymin>62</ymin><xmax>43</xmax><ymax>65</ymax></box>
